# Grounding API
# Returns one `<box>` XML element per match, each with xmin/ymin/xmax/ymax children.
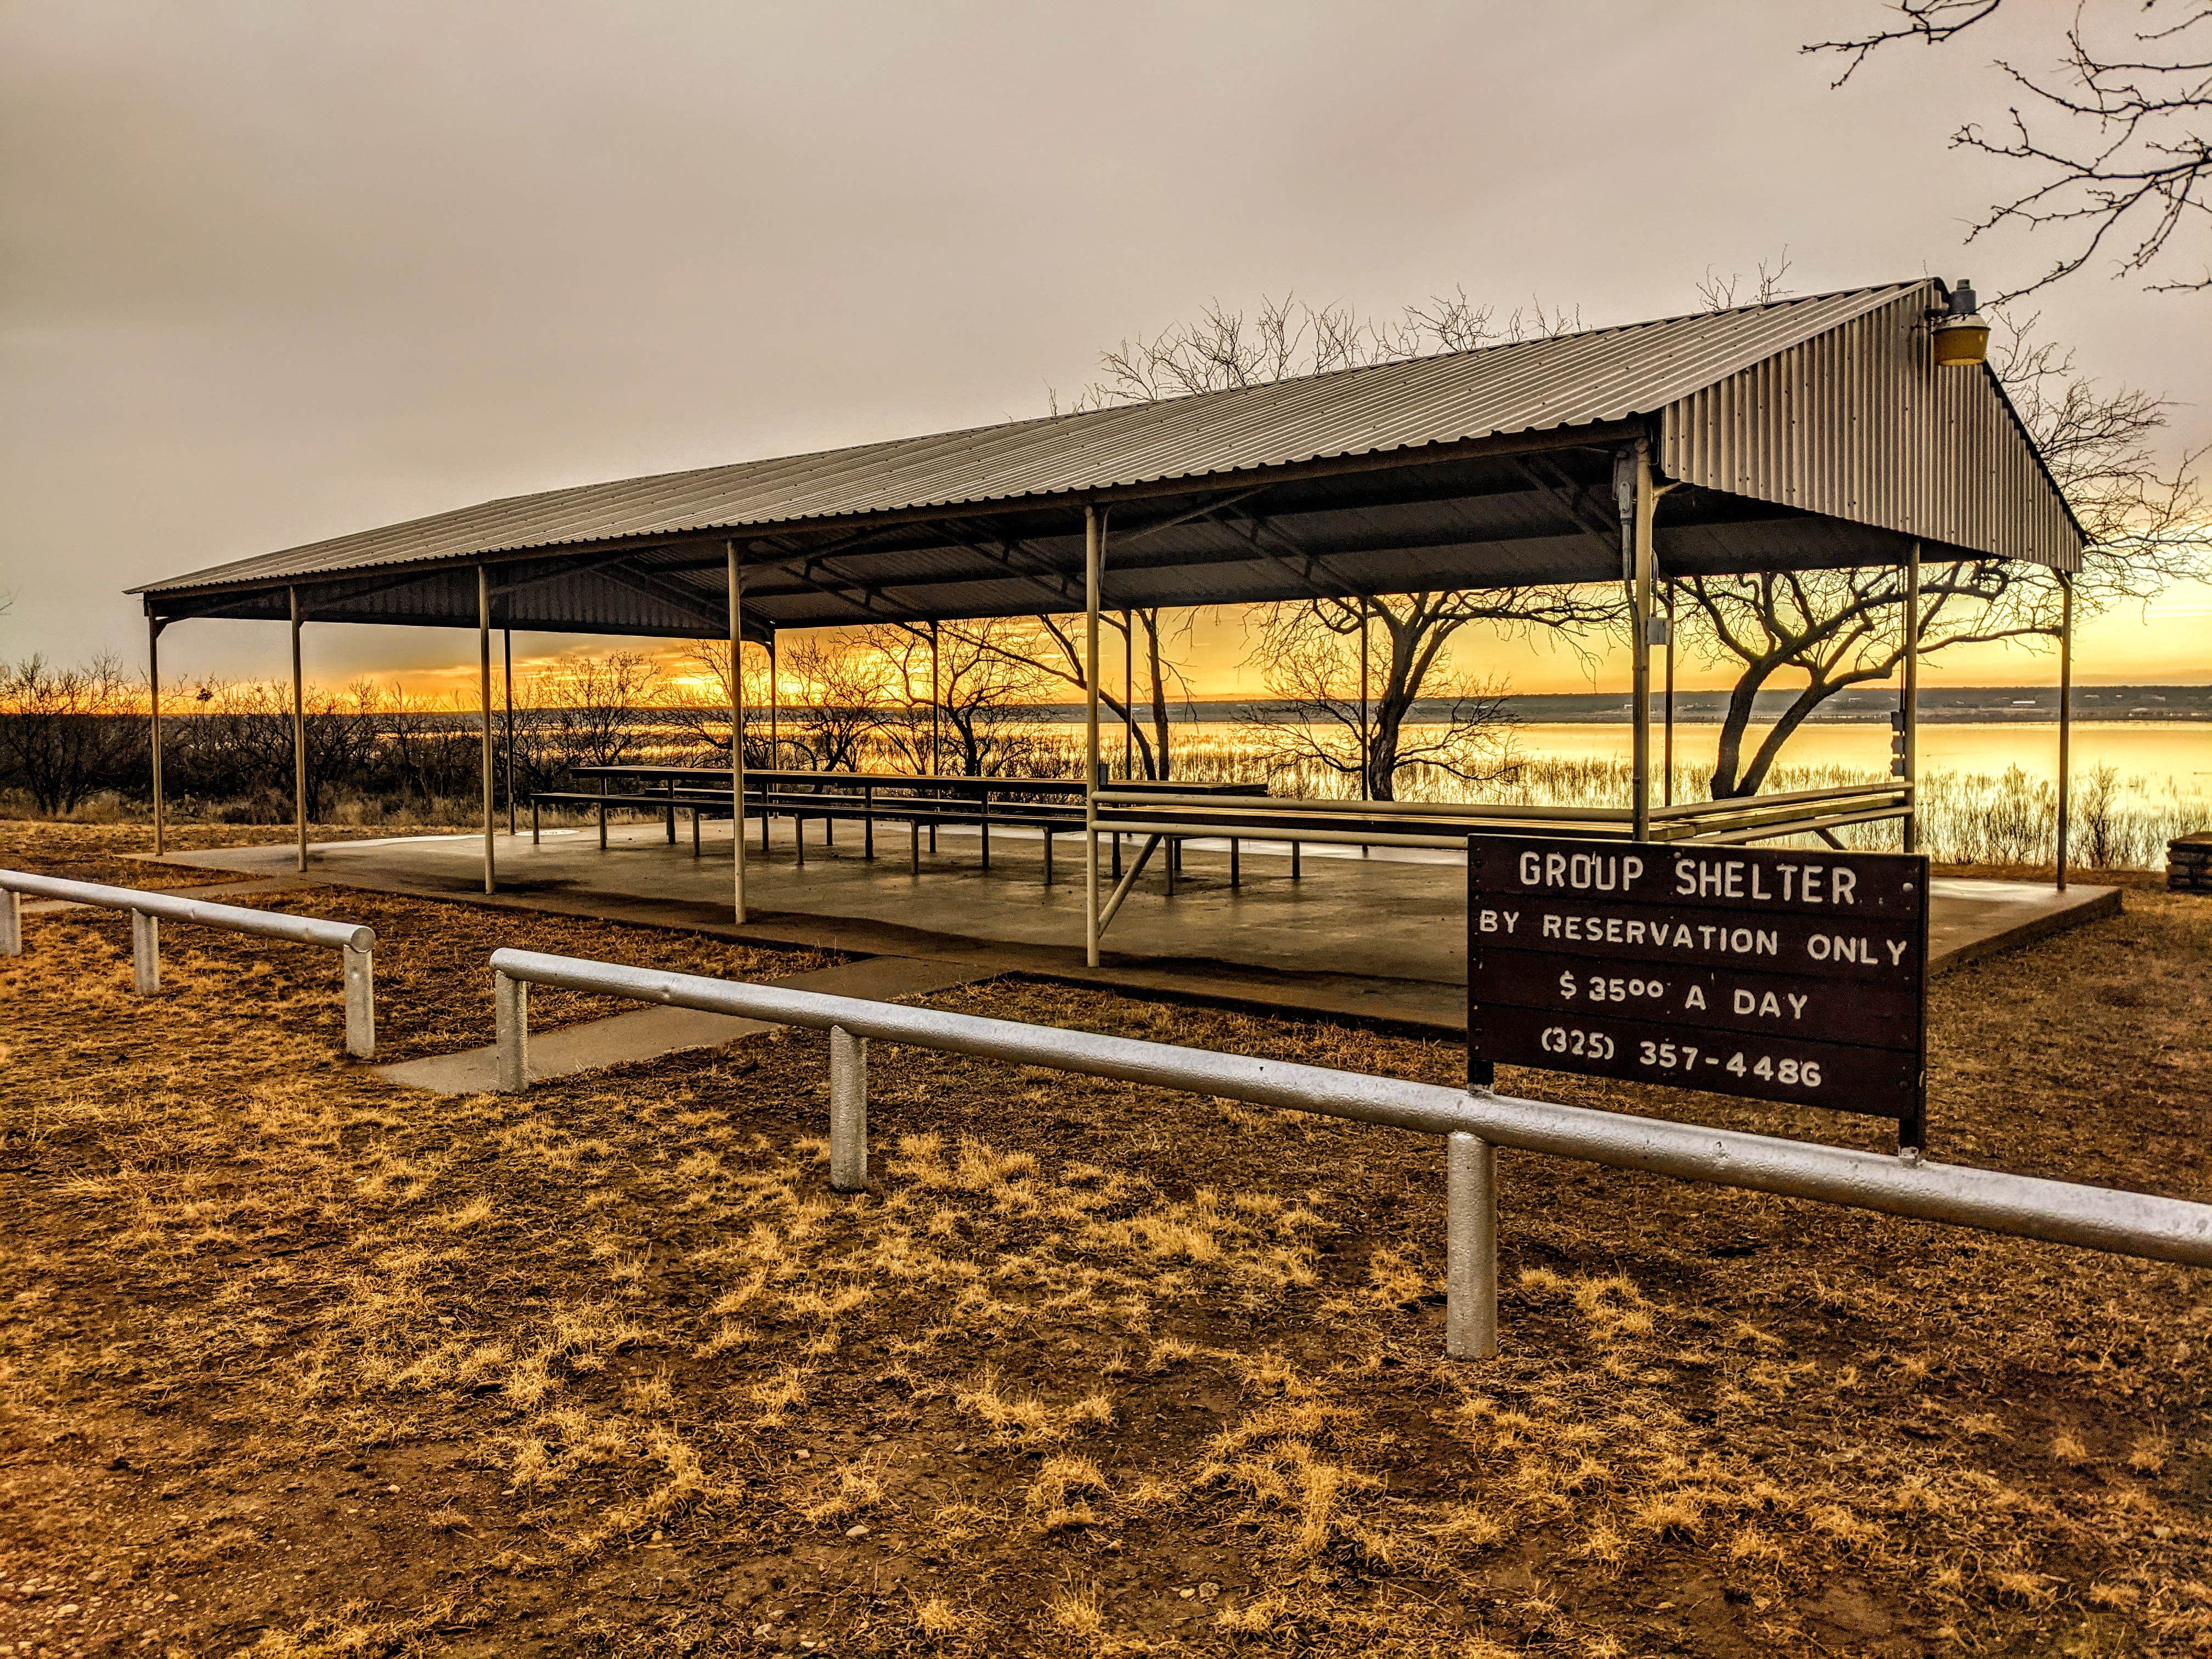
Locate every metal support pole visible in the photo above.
<box><xmin>131</xmin><ymin>911</ymin><xmax>160</xmax><ymax>996</ymax></box>
<box><xmin>2057</xmin><ymin>573</ymin><xmax>2074</xmax><ymax>890</ymax></box>
<box><xmin>1630</xmin><ymin>446</ymin><xmax>1656</xmax><ymax>841</ymax></box>
<box><xmin>1904</xmin><ymin>540</ymin><xmax>1921</xmax><ymax>854</ymax></box>
<box><xmin>1446</xmin><ymin>1130</ymin><xmax>1497</xmax><ymax>1361</ymax></box>
<box><xmin>1084</xmin><ymin>506</ymin><xmax>1104</xmax><ymax>968</ymax></box>
<box><xmin>1122</xmin><ymin>610</ymin><xmax>1135</xmax><ymax>780</ymax></box>
<box><xmin>148</xmin><ymin>616</ymin><xmax>166</xmax><ymax>856</ymax></box>
<box><xmin>478</xmin><ymin>566</ymin><xmax>495</xmax><ymax>894</ymax></box>
<box><xmin>727</xmin><ymin>543</ymin><xmax>748</xmax><ymax>926</ymax></box>
<box><xmin>343</xmin><ymin>945</ymin><xmax>376</xmax><ymax>1060</ymax></box>
<box><xmin>504</xmin><ymin>628</ymin><xmax>516</xmax><ymax>838</ymax></box>
<box><xmin>0</xmin><ymin>888</ymin><xmax>20</xmax><ymax>957</ymax></box>
<box><xmin>829</xmin><ymin>1024</ymin><xmax>868</xmax><ymax>1192</ymax></box>
<box><xmin>928</xmin><ymin>619</ymin><xmax>941</xmax><ymax>777</ymax></box>
<box><xmin>494</xmin><ymin>969</ymin><xmax>528</xmax><ymax>1092</ymax></box>
<box><xmin>1662</xmin><ymin>581</ymin><xmax>1675</xmax><ymax>809</ymax></box>
<box><xmin>1358</xmin><ymin>608</ymin><xmax>1370</xmax><ymax>804</ymax></box>
<box><xmin>290</xmin><ymin>587</ymin><xmax>308</xmax><ymax>873</ymax></box>
<box><xmin>769</xmin><ymin>631</ymin><xmax>779</xmax><ymax>772</ymax></box>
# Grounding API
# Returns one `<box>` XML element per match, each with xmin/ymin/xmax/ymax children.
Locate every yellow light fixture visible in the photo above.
<box><xmin>1931</xmin><ymin>278</ymin><xmax>1990</xmax><ymax>367</ymax></box>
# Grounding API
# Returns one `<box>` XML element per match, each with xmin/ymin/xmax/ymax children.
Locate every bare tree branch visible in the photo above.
<box><xmin>1809</xmin><ymin>1</ymin><xmax>2212</xmax><ymax>297</ymax></box>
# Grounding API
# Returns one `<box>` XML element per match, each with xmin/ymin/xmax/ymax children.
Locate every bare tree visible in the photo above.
<box><xmin>1694</xmin><ymin>250</ymin><xmax>1795</xmax><ymax>312</ymax></box>
<box><xmin>516</xmin><ymin>651</ymin><xmax>666</xmax><ymax>785</ymax></box>
<box><xmin>1057</xmin><ymin>291</ymin><xmax>1584</xmax><ymax>413</ymax></box>
<box><xmin>664</xmin><ymin>641</ymin><xmax>772</xmax><ymax>768</ymax></box>
<box><xmin>857</xmin><ymin>620</ymin><xmax>1056</xmax><ymax>777</ymax></box>
<box><xmin>1676</xmin><ymin>286</ymin><xmax>2209</xmax><ymax>795</ymax></box>
<box><xmin>1244</xmin><ymin>592</ymin><xmax>1610</xmax><ymax>799</ymax></box>
<box><xmin>1046</xmin><ymin>291</ymin><xmax>1607</xmax><ymax>792</ymax></box>
<box><xmin>0</xmin><ymin>654</ymin><xmax>144</xmax><ymax>813</ymax></box>
<box><xmin>775</xmin><ymin>633</ymin><xmax>898</xmax><ymax>771</ymax></box>
<box><xmin>1234</xmin><ymin>612</ymin><xmax>1521</xmax><ymax>798</ymax></box>
<box><xmin>1809</xmin><ymin>1</ymin><xmax>2212</xmax><ymax>296</ymax></box>
<box><xmin>971</xmin><ymin>609</ymin><xmax>1195</xmax><ymax>780</ymax></box>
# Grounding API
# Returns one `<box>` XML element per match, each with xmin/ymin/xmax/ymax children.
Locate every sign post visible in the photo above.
<box><xmin>1468</xmin><ymin>834</ymin><xmax>1930</xmax><ymax>1149</ymax></box>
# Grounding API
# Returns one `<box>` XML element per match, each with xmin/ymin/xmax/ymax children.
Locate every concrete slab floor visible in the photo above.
<box><xmin>149</xmin><ymin>817</ymin><xmax>2118</xmax><ymax>1037</ymax></box>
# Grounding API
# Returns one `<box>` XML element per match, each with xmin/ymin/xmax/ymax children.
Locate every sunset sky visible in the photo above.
<box><xmin>3</xmin><ymin>2</ymin><xmax>2205</xmax><ymax>701</ymax></box>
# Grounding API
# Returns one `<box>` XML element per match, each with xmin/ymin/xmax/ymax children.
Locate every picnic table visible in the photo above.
<box><xmin>535</xmin><ymin>765</ymin><xmax>1266</xmax><ymax>884</ymax></box>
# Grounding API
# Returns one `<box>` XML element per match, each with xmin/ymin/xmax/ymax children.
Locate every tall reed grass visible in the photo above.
<box><xmin>1008</xmin><ymin>724</ymin><xmax>2205</xmax><ymax>871</ymax></box>
<box><xmin>23</xmin><ymin>720</ymin><xmax>2199</xmax><ymax>872</ymax></box>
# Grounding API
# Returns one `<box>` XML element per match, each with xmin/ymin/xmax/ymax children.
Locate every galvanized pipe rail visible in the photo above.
<box><xmin>486</xmin><ymin>946</ymin><xmax>2212</xmax><ymax>1362</ymax></box>
<box><xmin>1</xmin><ymin>870</ymin><xmax>378</xmax><ymax>1058</ymax></box>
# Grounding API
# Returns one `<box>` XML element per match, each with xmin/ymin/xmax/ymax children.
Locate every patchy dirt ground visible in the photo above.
<box><xmin>2</xmin><ymin>824</ymin><xmax>2209</xmax><ymax>1657</ymax></box>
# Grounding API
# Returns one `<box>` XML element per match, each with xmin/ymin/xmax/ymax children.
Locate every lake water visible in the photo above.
<box><xmin>1082</xmin><ymin>718</ymin><xmax>2208</xmax><ymax>866</ymax></box>
<box><xmin>1511</xmin><ymin>721</ymin><xmax>2211</xmax><ymax>790</ymax></box>
<box><xmin>1119</xmin><ymin>718</ymin><xmax>2208</xmax><ymax>791</ymax></box>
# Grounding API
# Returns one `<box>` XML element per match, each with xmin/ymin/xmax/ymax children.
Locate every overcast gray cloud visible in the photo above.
<box><xmin>3</xmin><ymin>0</ymin><xmax>2204</xmax><ymax>687</ymax></box>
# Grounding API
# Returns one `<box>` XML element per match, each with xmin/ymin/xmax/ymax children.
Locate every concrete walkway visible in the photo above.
<box><xmin>376</xmin><ymin>952</ymin><xmax>990</xmax><ymax>1095</ymax></box>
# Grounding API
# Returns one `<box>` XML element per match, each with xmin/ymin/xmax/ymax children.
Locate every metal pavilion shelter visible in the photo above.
<box><xmin>132</xmin><ymin>279</ymin><xmax>2084</xmax><ymax>967</ymax></box>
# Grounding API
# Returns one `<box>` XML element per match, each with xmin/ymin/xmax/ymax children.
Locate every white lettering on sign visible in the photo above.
<box><xmin>1519</xmin><ymin>850</ymin><xmax>1646</xmax><ymax>891</ymax></box>
<box><xmin>1538</xmin><ymin>912</ymin><xmax>1780</xmax><ymax>955</ymax></box>
<box><xmin>1672</xmin><ymin>857</ymin><xmax>1861</xmax><ymax>907</ymax></box>
<box><xmin>1728</xmin><ymin>989</ymin><xmax>1810</xmax><ymax>1020</ymax></box>
<box><xmin>1476</xmin><ymin>909</ymin><xmax>1522</xmax><ymax>934</ymax></box>
<box><xmin>1805</xmin><ymin>934</ymin><xmax>1882</xmax><ymax>963</ymax></box>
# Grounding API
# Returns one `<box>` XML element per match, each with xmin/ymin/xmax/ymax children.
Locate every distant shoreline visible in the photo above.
<box><xmin>1028</xmin><ymin>686</ymin><xmax>2212</xmax><ymax>725</ymax></box>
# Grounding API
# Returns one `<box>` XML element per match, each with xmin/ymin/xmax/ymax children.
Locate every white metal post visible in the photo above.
<box><xmin>1359</xmin><ymin>607</ymin><xmax>1370</xmax><ymax>805</ymax></box>
<box><xmin>478</xmin><ymin>566</ymin><xmax>495</xmax><ymax>895</ymax></box>
<box><xmin>1084</xmin><ymin>506</ymin><xmax>1103</xmax><ymax>968</ymax></box>
<box><xmin>290</xmin><ymin>586</ymin><xmax>308</xmax><ymax>872</ymax></box>
<box><xmin>726</xmin><ymin>543</ymin><xmax>747</xmax><ymax>926</ymax></box>
<box><xmin>504</xmin><ymin>627</ymin><xmax>516</xmax><ymax>838</ymax></box>
<box><xmin>830</xmin><ymin>1024</ymin><xmax>868</xmax><ymax>1192</ymax></box>
<box><xmin>2057</xmin><ymin>572</ymin><xmax>2074</xmax><ymax>890</ymax></box>
<box><xmin>495</xmin><ymin>969</ymin><xmax>528</xmax><ymax>1092</ymax></box>
<box><xmin>1114</xmin><ymin>615</ymin><xmax>1132</xmax><ymax>873</ymax></box>
<box><xmin>131</xmin><ymin>911</ymin><xmax>160</xmax><ymax>996</ymax></box>
<box><xmin>0</xmin><ymin>888</ymin><xmax>19</xmax><ymax>956</ymax></box>
<box><xmin>343</xmin><ymin>946</ymin><xmax>376</xmax><ymax>1059</ymax></box>
<box><xmin>1904</xmin><ymin>539</ymin><xmax>1921</xmax><ymax>854</ymax></box>
<box><xmin>1446</xmin><ymin>1130</ymin><xmax>1498</xmax><ymax>1360</ymax></box>
<box><xmin>769</xmin><ymin>631</ymin><xmax>779</xmax><ymax>772</ymax></box>
<box><xmin>148</xmin><ymin>615</ymin><xmax>166</xmax><ymax>856</ymax></box>
<box><xmin>1630</xmin><ymin>447</ymin><xmax>1656</xmax><ymax>840</ymax></box>
<box><xmin>1662</xmin><ymin>581</ymin><xmax>1675</xmax><ymax>809</ymax></box>
<box><xmin>928</xmin><ymin>619</ymin><xmax>941</xmax><ymax>777</ymax></box>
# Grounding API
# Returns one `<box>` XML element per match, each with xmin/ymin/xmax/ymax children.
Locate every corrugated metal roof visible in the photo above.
<box><xmin>137</xmin><ymin>282</ymin><xmax>1937</xmax><ymax>597</ymax></box>
<box><xmin>1663</xmin><ymin>286</ymin><xmax>2080</xmax><ymax>568</ymax></box>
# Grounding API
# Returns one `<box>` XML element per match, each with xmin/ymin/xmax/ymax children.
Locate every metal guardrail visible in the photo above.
<box><xmin>486</xmin><ymin>946</ymin><xmax>2212</xmax><ymax>1362</ymax></box>
<box><xmin>1092</xmin><ymin>782</ymin><xmax>1916</xmax><ymax>850</ymax></box>
<box><xmin>0</xmin><ymin>870</ymin><xmax>377</xmax><ymax>1059</ymax></box>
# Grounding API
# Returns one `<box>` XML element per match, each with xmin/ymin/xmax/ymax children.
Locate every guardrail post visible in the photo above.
<box><xmin>343</xmin><ymin>945</ymin><xmax>376</xmax><ymax>1059</ymax></box>
<box><xmin>131</xmin><ymin>911</ymin><xmax>160</xmax><ymax>996</ymax></box>
<box><xmin>0</xmin><ymin>887</ymin><xmax>19</xmax><ymax>957</ymax></box>
<box><xmin>829</xmin><ymin>1023</ymin><xmax>867</xmax><ymax>1192</ymax></box>
<box><xmin>495</xmin><ymin>969</ymin><xmax>529</xmax><ymax>1092</ymax></box>
<box><xmin>1446</xmin><ymin>1130</ymin><xmax>1497</xmax><ymax>1361</ymax></box>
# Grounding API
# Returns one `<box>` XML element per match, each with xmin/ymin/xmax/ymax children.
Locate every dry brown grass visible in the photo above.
<box><xmin>1</xmin><ymin>823</ymin><xmax>2208</xmax><ymax>1656</ymax></box>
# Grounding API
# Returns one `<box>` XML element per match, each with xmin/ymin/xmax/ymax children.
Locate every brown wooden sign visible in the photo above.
<box><xmin>1468</xmin><ymin>834</ymin><xmax>1930</xmax><ymax>1146</ymax></box>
